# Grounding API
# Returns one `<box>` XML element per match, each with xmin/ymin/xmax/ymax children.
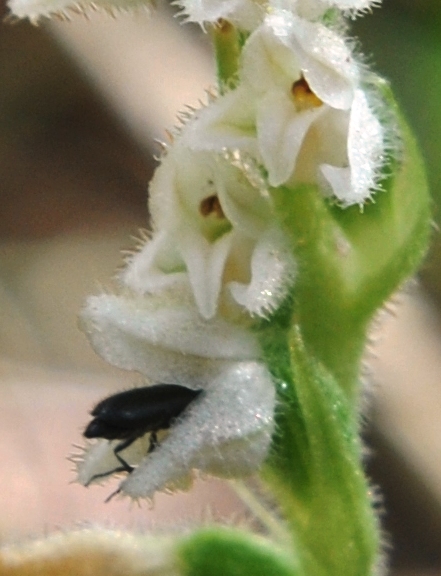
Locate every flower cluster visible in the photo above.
<box><xmin>18</xmin><ymin>0</ymin><xmax>387</xmax><ymax>499</ymax></box>
<box><xmin>183</xmin><ymin>8</ymin><xmax>385</xmax><ymax>205</ymax></box>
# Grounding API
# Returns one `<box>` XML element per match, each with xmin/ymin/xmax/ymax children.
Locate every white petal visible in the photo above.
<box><xmin>77</xmin><ymin>434</ymin><xmax>151</xmax><ymax>487</ymax></box>
<box><xmin>320</xmin><ymin>164</ymin><xmax>352</xmax><ymax>202</ymax></box>
<box><xmin>326</xmin><ymin>0</ymin><xmax>381</xmax><ymax>12</ymax></box>
<box><xmin>290</xmin><ymin>106</ymin><xmax>347</xmax><ymax>184</ymax></box>
<box><xmin>121</xmin><ymin>360</ymin><xmax>275</xmax><ymax>499</ymax></box>
<box><xmin>122</xmin><ymin>230</ymin><xmax>187</xmax><ymax>294</ymax></box>
<box><xmin>175</xmin><ymin>0</ymin><xmax>263</xmax><ymax>29</ymax></box>
<box><xmin>229</xmin><ymin>226</ymin><xmax>296</xmax><ymax>316</ymax></box>
<box><xmin>268</xmin><ymin>12</ymin><xmax>358</xmax><ymax>109</ymax></box>
<box><xmin>175</xmin><ymin>0</ymin><xmax>241</xmax><ymax>24</ymax></box>
<box><xmin>293</xmin><ymin>0</ymin><xmax>328</xmax><ymax>19</ymax></box>
<box><xmin>257</xmin><ymin>89</ymin><xmax>325</xmax><ymax>186</ymax></box>
<box><xmin>347</xmin><ymin>89</ymin><xmax>384</xmax><ymax>202</ymax></box>
<box><xmin>321</xmin><ymin>89</ymin><xmax>384</xmax><ymax>205</ymax></box>
<box><xmin>213</xmin><ymin>160</ymin><xmax>269</xmax><ymax>237</ymax></box>
<box><xmin>80</xmin><ymin>290</ymin><xmax>260</xmax><ymax>383</ymax></box>
<box><xmin>177</xmin><ymin>224</ymin><xmax>234</xmax><ymax>319</ymax></box>
<box><xmin>241</xmin><ymin>25</ymin><xmax>301</xmax><ymax>94</ymax></box>
<box><xmin>182</xmin><ymin>88</ymin><xmax>258</xmax><ymax>154</ymax></box>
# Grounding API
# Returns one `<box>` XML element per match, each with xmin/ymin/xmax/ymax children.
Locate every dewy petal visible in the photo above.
<box><xmin>320</xmin><ymin>89</ymin><xmax>384</xmax><ymax>205</ymax></box>
<box><xmin>120</xmin><ymin>360</ymin><xmax>275</xmax><ymax>499</ymax></box>
<box><xmin>80</xmin><ymin>288</ymin><xmax>260</xmax><ymax>384</ymax></box>
<box><xmin>8</xmin><ymin>0</ymin><xmax>151</xmax><ymax>22</ymax></box>
<box><xmin>257</xmin><ymin>89</ymin><xmax>325</xmax><ymax>186</ymax></box>
<box><xmin>228</xmin><ymin>226</ymin><xmax>296</xmax><ymax>317</ymax></box>
<box><xmin>267</xmin><ymin>12</ymin><xmax>359</xmax><ymax>109</ymax></box>
<box><xmin>346</xmin><ymin>88</ymin><xmax>384</xmax><ymax>202</ymax></box>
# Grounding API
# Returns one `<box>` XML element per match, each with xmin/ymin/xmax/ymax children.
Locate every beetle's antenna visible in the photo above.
<box><xmin>105</xmin><ymin>487</ymin><xmax>122</xmax><ymax>503</ymax></box>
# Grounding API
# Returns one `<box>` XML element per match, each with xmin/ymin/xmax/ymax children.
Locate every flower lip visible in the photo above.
<box><xmin>80</xmin><ymin>289</ymin><xmax>261</xmax><ymax>378</ymax></box>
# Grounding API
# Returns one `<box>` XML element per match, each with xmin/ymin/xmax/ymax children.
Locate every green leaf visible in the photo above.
<box><xmin>178</xmin><ymin>527</ymin><xmax>299</xmax><ymax>576</ymax></box>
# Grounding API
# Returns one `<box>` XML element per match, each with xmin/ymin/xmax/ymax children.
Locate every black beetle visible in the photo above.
<box><xmin>84</xmin><ymin>383</ymin><xmax>202</xmax><ymax>484</ymax></box>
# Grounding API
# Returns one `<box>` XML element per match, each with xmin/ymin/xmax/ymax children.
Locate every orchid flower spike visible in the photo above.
<box><xmin>183</xmin><ymin>9</ymin><xmax>386</xmax><ymax>206</ymax></box>
<box><xmin>76</xmin><ymin>285</ymin><xmax>275</xmax><ymax>499</ymax></box>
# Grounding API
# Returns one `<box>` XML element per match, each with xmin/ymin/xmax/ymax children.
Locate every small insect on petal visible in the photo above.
<box><xmin>83</xmin><ymin>384</ymin><xmax>202</xmax><ymax>486</ymax></box>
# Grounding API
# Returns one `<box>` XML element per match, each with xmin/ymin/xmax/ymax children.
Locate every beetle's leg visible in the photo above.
<box><xmin>113</xmin><ymin>436</ymin><xmax>137</xmax><ymax>473</ymax></box>
<box><xmin>148</xmin><ymin>431</ymin><xmax>158</xmax><ymax>453</ymax></box>
<box><xmin>85</xmin><ymin>464</ymin><xmax>128</xmax><ymax>486</ymax></box>
<box><xmin>85</xmin><ymin>437</ymin><xmax>137</xmax><ymax>486</ymax></box>
<box><xmin>105</xmin><ymin>487</ymin><xmax>121</xmax><ymax>503</ymax></box>
<box><xmin>104</xmin><ymin>433</ymin><xmax>158</xmax><ymax>502</ymax></box>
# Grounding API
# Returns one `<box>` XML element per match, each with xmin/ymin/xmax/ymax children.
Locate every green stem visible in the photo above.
<box><xmin>210</xmin><ymin>19</ymin><xmax>242</xmax><ymax>92</ymax></box>
<box><xmin>261</xmin><ymin>326</ymin><xmax>380</xmax><ymax>576</ymax></box>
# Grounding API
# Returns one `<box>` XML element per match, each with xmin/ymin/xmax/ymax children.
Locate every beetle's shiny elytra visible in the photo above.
<box><xmin>84</xmin><ymin>383</ymin><xmax>202</xmax><ymax>485</ymax></box>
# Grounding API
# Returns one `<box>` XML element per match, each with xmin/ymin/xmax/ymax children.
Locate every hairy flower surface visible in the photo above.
<box><xmin>77</xmin><ymin>286</ymin><xmax>275</xmax><ymax>498</ymax></box>
<box><xmin>175</xmin><ymin>0</ymin><xmax>265</xmax><ymax>30</ymax></box>
<box><xmin>183</xmin><ymin>10</ymin><xmax>385</xmax><ymax>205</ymax></box>
<box><xmin>175</xmin><ymin>0</ymin><xmax>382</xmax><ymax>29</ymax></box>
<box><xmin>122</xmin><ymin>142</ymin><xmax>296</xmax><ymax>319</ymax></box>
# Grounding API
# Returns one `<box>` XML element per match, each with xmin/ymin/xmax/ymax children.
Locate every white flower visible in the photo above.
<box><xmin>77</xmin><ymin>286</ymin><xmax>275</xmax><ymax>499</ymax></box>
<box><xmin>122</xmin><ymin>142</ymin><xmax>296</xmax><ymax>319</ymax></box>
<box><xmin>174</xmin><ymin>0</ymin><xmax>381</xmax><ymax>30</ymax></box>
<box><xmin>174</xmin><ymin>0</ymin><xmax>265</xmax><ymax>30</ymax></box>
<box><xmin>321</xmin><ymin>0</ymin><xmax>381</xmax><ymax>14</ymax></box>
<box><xmin>183</xmin><ymin>10</ymin><xmax>385</xmax><ymax>205</ymax></box>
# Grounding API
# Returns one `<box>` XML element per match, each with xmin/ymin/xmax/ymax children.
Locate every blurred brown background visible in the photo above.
<box><xmin>0</xmin><ymin>0</ymin><xmax>440</xmax><ymax>573</ymax></box>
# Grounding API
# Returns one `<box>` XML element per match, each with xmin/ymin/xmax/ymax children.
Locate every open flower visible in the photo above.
<box><xmin>77</xmin><ymin>285</ymin><xmax>275</xmax><ymax>499</ymax></box>
<box><xmin>122</xmin><ymin>142</ymin><xmax>296</xmax><ymax>319</ymax></box>
<box><xmin>175</xmin><ymin>0</ymin><xmax>265</xmax><ymax>30</ymax></box>
<box><xmin>183</xmin><ymin>10</ymin><xmax>385</xmax><ymax>205</ymax></box>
